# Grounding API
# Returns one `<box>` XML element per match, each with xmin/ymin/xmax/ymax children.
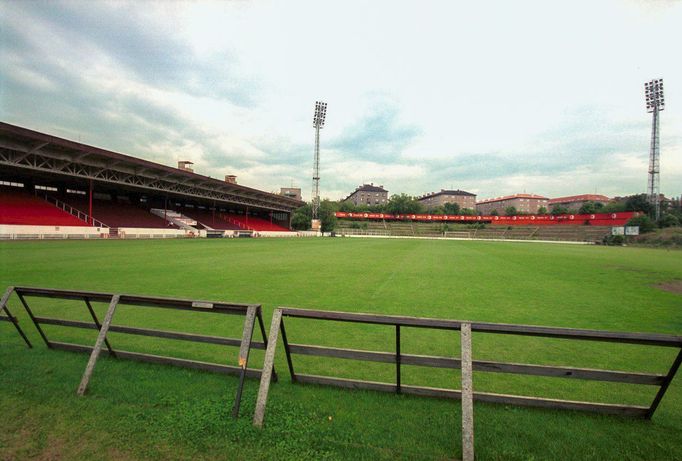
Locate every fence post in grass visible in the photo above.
<box><xmin>396</xmin><ymin>324</ymin><xmax>401</xmax><ymax>394</ymax></box>
<box><xmin>232</xmin><ymin>304</ymin><xmax>257</xmax><ymax>418</ymax></box>
<box><xmin>0</xmin><ymin>286</ymin><xmax>32</xmax><ymax>348</ymax></box>
<box><xmin>461</xmin><ymin>322</ymin><xmax>474</xmax><ymax>461</ymax></box>
<box><xmin>77</xmin><ymin>294</ymin><xmax>120</xmax><ymax>396</ymax></box>
<box><xmin>253</xmin><ymin>308</ymin><xmax>282</xmax><ymax>428</ymax></box>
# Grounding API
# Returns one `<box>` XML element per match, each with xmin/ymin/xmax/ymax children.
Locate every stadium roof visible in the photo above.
<box><xmin>418</xmin><ymin>189</ymin><xmax>476</xmax><ymax>200</ymax></box>
<box><xmin>476</xmin><ymin>193</ymin><xmax>549</xmax><ymax>205</ymax></box>
<box><xmin>0</xmin><ymin>122</ymin><xmax>304</xmax><ymax>213</ymax></box>
<box><xmin>548</xmin><ymin>194</ymin><xmax>610</xmax><ymax>205</ymax></box>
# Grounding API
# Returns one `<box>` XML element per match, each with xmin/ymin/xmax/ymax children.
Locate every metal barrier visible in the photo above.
<box><xmin>253</xmin><ymin>308</ymin><xmax>682</xmax><ymax>459</ymax></box>
<box><xmin>0</xmin><ymin>286</ymin><xmax>276</xmax><ymax>418</ymax></box>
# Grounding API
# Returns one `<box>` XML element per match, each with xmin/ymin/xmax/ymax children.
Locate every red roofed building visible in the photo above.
<box><xmin>548</xmin><ymin>194</ymin><xmax>609</xmax><ymax>212</ymax></box>
<box><xmin>475</xmin><ymin>193</ymin><xmax>549</xmax><ymax>215</ymax></box>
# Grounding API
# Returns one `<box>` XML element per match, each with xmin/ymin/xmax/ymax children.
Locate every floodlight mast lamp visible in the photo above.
<box><xmin>645</xmin><ymin>79</ymin><xmax>665</xmax><ymax>221</ymax></box>
<box><xmin>311</xmin><ymin>101</ymin><xmax>327</xmax><ymax>222</ymax></box>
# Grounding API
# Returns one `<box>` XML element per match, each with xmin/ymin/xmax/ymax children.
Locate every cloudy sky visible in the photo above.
<box><xmin>1</xmin><ymin>0</ymin><xmax>680</xmax><ymax>202</ymax></box>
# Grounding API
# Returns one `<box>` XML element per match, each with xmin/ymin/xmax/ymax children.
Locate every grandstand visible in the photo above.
<box><xmin>337</xmin><ymin>219</ymin><xmax>613</xmax><ymax>243</ymax></box>
<box><xmin>0</xmin><ymin>186</ymin><xmax>86</xmax><ymax>227</ymax></box>
<box><xmin>0</xmin><ymin>122</ymin><xmax>303</xmax><ymax>239</ymax></box>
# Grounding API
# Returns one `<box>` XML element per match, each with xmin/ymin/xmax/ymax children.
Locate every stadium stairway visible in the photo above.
<box><xmin>182</xmin><ymin>209</ymin><xmax>242</xmax><ymax>231</ymax></box>
<box><xmin>150</xmin><ymin>208</ymin><xmax>198</xmax><ymax>230</ymax></box>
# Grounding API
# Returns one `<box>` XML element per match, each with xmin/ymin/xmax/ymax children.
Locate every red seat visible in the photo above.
<box><xmin>61</xmin><ymin>197</ymin><xmax>175</xmax><ymax>228</ymax></box>
<box><xmin>0</xmin><ymin>188</ymin><xmax>87</xmax><ymax>226</ymax></box>
<box><xmin>225</xmin><ymin>213</ymin><xmax>290</xmax><ymax>231</ymax></box>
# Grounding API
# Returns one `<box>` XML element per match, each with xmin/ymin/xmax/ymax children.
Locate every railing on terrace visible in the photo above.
<box><xmin>45</xmin><ymin>195</ymin><xmax>109</xmax><ymax>228</ymax></box>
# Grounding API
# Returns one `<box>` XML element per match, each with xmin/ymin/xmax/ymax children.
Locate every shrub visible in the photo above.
<box><xmin>626</xmin><ymin>215</ymin><xmax>655</xmax><ymax>233</ymax></box>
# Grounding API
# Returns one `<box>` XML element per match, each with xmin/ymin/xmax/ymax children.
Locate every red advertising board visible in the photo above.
<box><xmin>334</xmin><ymin>211</ymin><xmax>637</xmax><ymax>226</ymax></box>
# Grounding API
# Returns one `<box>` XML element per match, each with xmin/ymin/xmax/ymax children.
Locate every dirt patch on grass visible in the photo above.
<box><xmin>656</xmin><ymin>280</ymin><xmax>682</xmax><ymax>295</ymax></box>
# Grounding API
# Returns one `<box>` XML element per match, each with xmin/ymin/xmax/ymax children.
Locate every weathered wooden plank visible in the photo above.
<box><xmin>14</xmin><ymin>287</ymin><xmax>252</xmax><ymax>315</ymax></box>
<box><xmin>288</xmin><ymin>344</ymin><xmax>396</xmax><ymax>363</ymax></box>
<box><xmin>293</xmin><ymin>374</ymin><xmax>650</xmax><ymax>417</ymax></box>
<box><xmin>232</xmin><ymin>305</ymin><xmax>257</xmax><ymax>418</ymax></box>
<box><xmin>280</xmin><ymin>307</ymin><xmax>461</xmax><ymax>329</ymax></box>
<box><xmin>15</xmin><ymin>286</ymin><xmax>113</xmax><ymax>302</ymax></box>
<box><xmin>279</xmin><ymin>307</ymin><xmax>682</xmax><ymax>347</ymax></box>
<box><xmin>461</xmin><ymin>323</ymin><xmax>474</xmax><ymax>461</ymax></box>
<box><xmin>472</xmin><ymin>391</ymin><xmax>649</xmax><ymax>417</ymax></box>
<box><xmin>470</xmin><ymin>359</ymin><xmax>665</xmax><ymax>385</ymax></box>
<box><xmin>33</xmin><ymin>316</ymin><xmax>266</xmax><ymax>349</ymax></box>
<box><xmin>295</xmin><ymin>373</ymin><xmax>397</xmax><ymax>393</ymax></box>
<box><xmin>253</xmin><ymin>309</ymin><xmax>282</xmax><ymax>428</ymax></box>
<box><xmin>49</xmin><ymin>341</ymin><xmax>262</xmax><ymax>378</ymax></box>
<box><xmin>287</xmin><ymin>343</ymin><xmax>664</xmax><ymax>385</ymax></box>
<box><xmin>77</xmin><ymin>294</ymin><xmax>119</xmax><ymax>396</ymax></box>
<box><xmin>470</xmin><ymin>322</ymin><xmax>682</xmax><ymax>348</ymax></box>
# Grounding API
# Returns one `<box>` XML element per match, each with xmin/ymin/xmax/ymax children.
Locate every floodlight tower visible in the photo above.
<box><xmin>644</xmin><ymin>78</ymin><xmax>665</xmax><ymax>221</ymax></box>
<box><xmin>311</xmin><ymin>101</ymin><xmax>327</xmax><ymax>231</ymax></box>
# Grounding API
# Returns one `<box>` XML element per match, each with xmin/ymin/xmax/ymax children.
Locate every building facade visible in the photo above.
<box><xmin>548</xmin><ymin>194</ymin><xmax>609</xmax><ymax>212</ymax></box>
<box><xmin>343</xmin><ymin>184</ymin><xmax>389</xmax><ymax>207</ymax></box>
<box><xmin>475</xmin><ymin>193</ymin><xmax>549</xmax><ymax>215</ymax></box>
<box><xmin>417</xmin><ymin>189</ymin><xmax>476</xmax><ymax>210</ymax></box>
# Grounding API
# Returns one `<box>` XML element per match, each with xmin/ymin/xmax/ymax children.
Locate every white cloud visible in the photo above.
<box><xmin>1</xmin><ymin>0</ymin><xmax>681</xmax><ymax>202</ymax></box>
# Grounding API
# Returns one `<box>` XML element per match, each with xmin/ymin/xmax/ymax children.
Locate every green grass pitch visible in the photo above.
<box><xmin>1</xmin><ymin>238</ymin><xmax>681</xmax><ymax>460</ymax></box>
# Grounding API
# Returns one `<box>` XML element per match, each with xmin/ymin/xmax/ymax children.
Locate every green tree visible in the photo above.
<box><xmin>385</xmin><ymin>193</ymin><xmax>424</xmax><ymax>215</ymax></box>
<box><xmin>659</xmin><ymin>213</ymin><xmax>680</xmax><ymax>228</ymax></box>
<box><xmin>291</xmin><ymin>203</ymin><xmax>311</xmax><ymax>230</ymax></box>
<box><xmin>443</xmin><ymin>202</ymin><xmax>461</xmax><ymax>215</ymax></box>
<box><xmin>625</xmin><ymin>194</ymin><xmax>651</xmax><ymax>213</ymax></box>
<box><xmin>318</xmin><ymin>199</ymin><xmax>338</xmax><ymax>232</ymax></box>
<box><xmin>578</xmin><ymin>201</ymin><xmax>604</xmax><ymax>214</ymax></box>
<box><xmin>505</xmin><ymin>206</ymin><xmax>517</xmax><ymax>216</ymax></box>
<box><xmin>551</xmin><ymin>205</ymin><xmax>569</xmax><ymax>216</ymax></box>
<box><xmin>489</xmin><ymin>209</ymin><xmax>499</xmax><ymax>216</ymax></box>
<box><xmin>537</xmin><ymin>206</ymin><xmax>547</xmax><ymax>215</ymax></box>
<box><xmin>337</xmin><ymin>200</ymin><xmax>357</xmax><ymax>212</ymax></box>
<box><xmin>290</xmin><ymin>200</ymin><xmax>338</xmax><ymax>232</ymax></box>
<box><xmin>602</xmin><ymin>201</ymin><xmax>626</xmax><ymax>213</ymax></box>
